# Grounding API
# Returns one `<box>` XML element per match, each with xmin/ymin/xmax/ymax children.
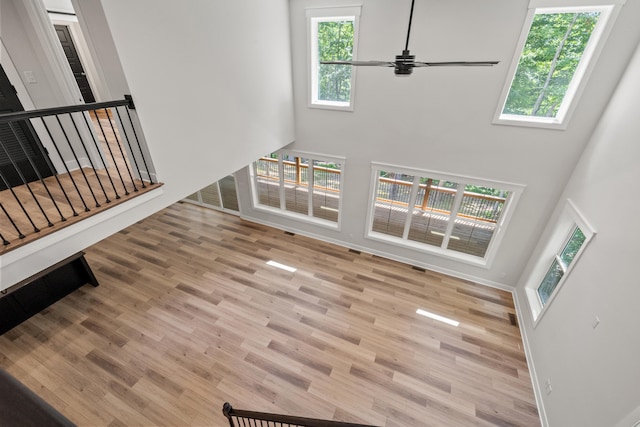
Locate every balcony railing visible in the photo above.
<box><xmin>376</xmin><ymin>177</ymin><xmax>506</xmax><ymax>223</ymax></box>
<box><xmin>255</xmin><ymin>156</ymin><xmax>341</xmax><ymax>192</ymax></box>
<box><xmin>255</xmin><ymin>157</ymin><xmax>506</xmax><ymax>223</ymax></box>
<box><xmin>0</xmin><ymin>97</ymin><xmax>158</xmax><ymax>252</ymax></box>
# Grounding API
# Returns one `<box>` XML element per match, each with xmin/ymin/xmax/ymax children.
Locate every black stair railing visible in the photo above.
<box><xmin>222</xmin><ymin>402</ymin><xmax>380</xmax><ymax>427</ymax></box>
<box><xmin>0</xmin><ymin>96</ymin><xmax>157</xmax><ymax>248</ymax></box>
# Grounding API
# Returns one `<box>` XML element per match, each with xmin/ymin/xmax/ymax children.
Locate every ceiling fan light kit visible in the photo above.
<box><xmin>320</xmin><ymin>0</ymin><xmax>499</xmax><ymax>76</ymax></box>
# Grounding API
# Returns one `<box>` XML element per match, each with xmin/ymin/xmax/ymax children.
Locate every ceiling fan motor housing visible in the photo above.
<box><xmin>395</xmin><ymin>49</ymin><xmax>415</xmax><ymax>75</ymax></box>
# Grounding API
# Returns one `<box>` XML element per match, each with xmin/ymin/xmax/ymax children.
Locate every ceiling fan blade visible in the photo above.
<box><xmin>413</xmin><ymin>61</ymin><xmax>499</xmax><ymax>67</ymax></box>
<box><xmin>321</xmin><ymin>60</ymin><xmax>395</xmax><ymax>67</ymax></box>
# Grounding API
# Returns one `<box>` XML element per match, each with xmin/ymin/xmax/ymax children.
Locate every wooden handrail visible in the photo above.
<box><xmin>222</xmin><ymin>402</ymin><xmax>379</xmax><ymax>427</ymax></box>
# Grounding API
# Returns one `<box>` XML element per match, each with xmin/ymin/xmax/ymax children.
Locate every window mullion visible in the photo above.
<box><xmin>441</xmin><ymin>183</ymin><xmax>465</xmax><ymax>249</ymax></box>
<box><xmin>308</xmin><ymin>159</ymin><xmax>315</xmax><ymax>217</ymax></box>
<box><xmin>555</xmin><ymin>254</ymin><xmax>568</xmax><ymax>273</ymax></box>
<box><xmin>278</xmin><ymin>156</ymin><xmax>286</xmax><ymax>210</ymax></box>
<box><xmin>402</xmin><ymin>176</ymin><xmax>422</xmax><ymax>240</ymax></box>
<box><xmin>215</xmin><ymin>182</ymin><xmax>222</xmax><ymax>208</ymax></box>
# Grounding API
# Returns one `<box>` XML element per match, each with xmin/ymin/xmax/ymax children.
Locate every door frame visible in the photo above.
<box><xmin>48</xmin><ymin>13</ymin><xmax>103</xmax><ymax>102</ymax></box>
<box><xmin>0</xmin><ymin>40</ymin><xmax>66</xmax><ymax>175</ymax></box>
<box><xmin>25</xmin><ymin>0</ymin><xmax>109</xmax><ymax>103</ymax></box>
<box><xmin>21</xmin><ymin>0</ymin><xmax>84</xmax><ymax>106</ymax></box>
<box><xmin>19</xmin><ymin>0</ymin><xmax>113</xmax><ymax>172</ymax></box>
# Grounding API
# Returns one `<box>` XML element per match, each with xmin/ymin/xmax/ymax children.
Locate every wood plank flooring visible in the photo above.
<box><xmin>0</xmin><ymin>202</ymin><xmax>540</xmax><ymax>426</ymax></box>
<box><xmin>0</xmin><ymin>168</ymin><xmax>160</xmax><ymax>254</ymax></box>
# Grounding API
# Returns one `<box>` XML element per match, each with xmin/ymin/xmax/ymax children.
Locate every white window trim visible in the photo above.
<box><xmin>526</xmin><ymin>199</ymin><xmax>596</xmax><ymax>325</ymax></box>
<box><xmin>365</xmin><ymin>162</ymin><xmax>525</xmax><ymax>268</ymax></box>
<box><xmin>493</xmin><ymin>1</ymin><xmax>623</xmax><ymax>130</ymax></box>
<box><xmin>306</xmin><ymin>6</ymin><xmax>361</xmax><ymax>111</ymax></box>
<box><xmin>250</xmin><ymin>150</ymin><xmax>345</xmax><ymax>231</ymax></box>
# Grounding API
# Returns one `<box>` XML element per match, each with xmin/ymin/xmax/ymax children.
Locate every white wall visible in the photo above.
<box><xmin>99</xmin><ymin>0</ymin><xmax>295</xmax><ymax>203</ymax></box>
<box><xmin>238</xmin><ymin>0</ymin><xmax>640</xmax><ymax>288</ymax></box>
<box><xmin>42</xmin><ymin>0</ymin><xmax>73</xmax><ymax>14</ymax></box>
<box><xmin>0</xmin><ymin>0</ymin><xmax>295</xmax><ymax>290</ymax></box>
<box><xmin>0</xmin><ymin>0</ymin><xmax>66</xmax><ymax>107</ymax></box>
<box><xmin>70</xmin><ymin>0</ymin><xmax>129</xmax><ymax>101</ymax></box>
<box><xmin>515</xmin><ymin>40</ymin><xmax>640</xmax><ymax>427</ymax></box>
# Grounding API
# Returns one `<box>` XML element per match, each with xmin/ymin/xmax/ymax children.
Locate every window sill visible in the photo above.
<box><xmin>308</xmin><ymin>101</ymin><xmax>354</xmax><ymax>112</ymax></box>
<box><xmin>493</xmin><ymin>114</ymin><xmax>568</xmax><ymax>130</ymax></box>
<box><xmin>251</xmin><ymin>204</ymin><xmax>341</xmax><ymax>231</ymax></box>
<box><xmin>526</xmin><ymin>287</ymin><xmax>546</xmax><ymax>326</ymax></box>
<box><xmin>366</xmin><ymin>231</ymin><xmax>490</xmax><ymax>269</ymax></box>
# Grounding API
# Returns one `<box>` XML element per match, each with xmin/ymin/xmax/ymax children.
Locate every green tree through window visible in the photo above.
<box><xmin>317</xmin><ymin>20</ymin><xmax>354</xmax><ymax>103</ymax></box>
<box><xmin>503</xmin><ymin>11</ymin><xmax>600</xmax><ymax>118</ymax></box>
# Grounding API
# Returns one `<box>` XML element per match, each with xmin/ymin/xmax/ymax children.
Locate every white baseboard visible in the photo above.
<box><xmin>239</xmin><ymin>213</ymin><xmax>512</xmax><ymax>292</ymax></box>
<box><xmin>512</xmin><ymin>288</ymin><xmax>548</xmax><ymax>427</ymax></box>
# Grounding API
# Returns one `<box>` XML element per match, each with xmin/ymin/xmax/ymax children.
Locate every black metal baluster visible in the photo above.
<box><xmin>0</xmin><ymin>201</ymin><xmax>25</xmax><ymax>239</ymax></box>
<box><xmin>104</xmin><ymin>108</ymin><xmax>135</xmax><ymax>194</ymax></box>
<box><xmin>55</xmin><ymin>114</ymin><xmax>101</xmax><ymax>208</ymax></box>
<box><xmin>68</xmin><ymin>112</ymin><xmax>111</xmax><ymax>203</ymax></box>
<box><xmin>0</xmin><ymin>169</ymin><xmax>39</xmax><ymax>233</ymax></box>
<box><xmin>8</xmin><ymin>121</ymin><xmax>66</xmax><ymax>223</ymax></box>
<box><xmin>0</xmin><ymin>98</ymin><xmax>158</xmax><ymax>247</ymax></box>
<box><xmin>40</xmin><ymin>117</ymin><xmax>84</xmax><ymax>214</ymax></box>
<box><xmin>92</xmin><ymin>109</ymin><xmax>124</xmax><ymax>199</ymax></box>
<box><xmin>30</xmin><ymin>117</ymin><xmax>80</xmax><ymax>217</ymax></box>
<box><xmin>114</xmin><ymin>106</ymin><xmax>141</xmax><ymax>192</ymax></box>
<box><xmin>81</xmin><ymin>109</ymin><xmax>118</xmax><ymax>198</ymax></box>
<box><xmin>0</xmin><ymin>232</ymin><xmax>9</xmax><ymax>246</ymax></box>
<box><xmin>124</xmin><ymin>106</ymin><xmax>154</xmax><ymax>185</ymax></box>
<box><xmin>0</xmin><ymin>134</ymin><xmax>53</xmax><ymax>227</ymax></box>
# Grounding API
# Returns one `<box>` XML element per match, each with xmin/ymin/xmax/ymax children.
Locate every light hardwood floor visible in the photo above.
<box><xmin>0</xmin><ymin>202</ymin><xmax>540</xmax><ymax>426</ymax></box>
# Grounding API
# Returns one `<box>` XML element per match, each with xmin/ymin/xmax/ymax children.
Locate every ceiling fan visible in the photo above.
<box><xmin>321</xmin><ymin>0</ymin><xmax>499</xmax><ymax>75</ymax></box>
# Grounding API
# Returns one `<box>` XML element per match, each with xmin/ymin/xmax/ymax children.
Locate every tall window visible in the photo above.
<box><xmin>367</xmin><ymin>165</ymin><xmax>523</xmax><ymax>265</ymax></box>
<box><xmin>252</xmin><ymin>152</ymin><xmax>343</xmax><ymax>226</ymax></box>
<box><xmin>526</xmin><ymin>200</ymin><xmax>595</xmax><ymax>323</ymax></box>
<box><xmin>495</xmin><ymin>4</ymin><xmax>616</xmax><ymax>128</ymax></box>
<box><xmin>307</xmin><ymin>7</ymin><xmax>361</xmax><ymax>110</ymax></box>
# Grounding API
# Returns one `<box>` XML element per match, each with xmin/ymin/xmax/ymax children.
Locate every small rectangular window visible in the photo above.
<box><xmin>495</xmin><ymin>4</ymin><xmax>616</xmax><ymax>128</ymax></box>
<box><xmin>307</xmin><ymin>7</ymin><xmax>361</xmax><ymax>110</ymax></box>
<box><xmin>251</xmin><ymin>152</ymin><xmax>343</xmax><ymax>227</ymax></box>
<box><xmin>525</xmin><ymin>199</ymin><xmax>595</xmax><ymax>324</ymax></box>
<box><xmin>537</xmin><ymin>226</ymin><xmax>586</xmax><ymax>305</ymax></box>
<box><xmin>367</xmin><ymin>165</ymin><xmax>523</xmax><ymax>265</ymax></box>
